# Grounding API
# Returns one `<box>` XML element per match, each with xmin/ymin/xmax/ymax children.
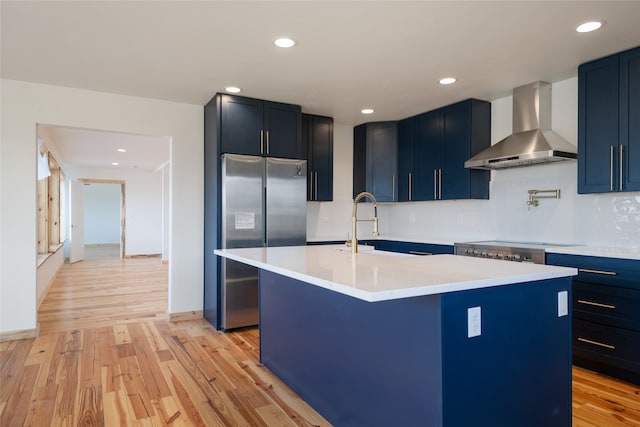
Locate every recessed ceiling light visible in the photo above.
<box><xmin>111</xmin><ymin>162</ymin><xmax>119</xmax><ymax>166</ymax></box>
<box><xmin>439</xmin><ymin>77</ymin><xmax>457</xmax><ymax>85</ymax></box>
<box><xmin>576</xmin><ymin>21</ymin><xmax>603</xmax><ymax>33</ymax></box>
<box><xmin>274</xmin><ymin>37</ymin><xmax>296</xmax><ymax>48</ymax></box>
<box><xmin>225</xmin><ymin>86</ymin><xmax>242</xmax><ymax>93</ymax></box>
<box><xmin>117</xmin><ymin>148</ymin><xmax>126</xmax><ymax>152</ymax></box>
<box><xmin>361</xmin><ymin>108</ymin><xmax>374</xmax><ymax>114</ymax></box>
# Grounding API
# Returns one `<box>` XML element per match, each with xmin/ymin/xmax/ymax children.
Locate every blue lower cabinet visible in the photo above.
<box><xmin>369</xmin><ymin>240</ymin><xmax>453</xmax><ymax>255</ymax></box>
<box><xmin>259</xmin><ymin>270</ymin><xmax>571</xmax><ymax>427</ymax></box>
<box><xmin>547</xmin><ymin>253</ymin><xmax>640</xmax><ymax>384</ymax></box>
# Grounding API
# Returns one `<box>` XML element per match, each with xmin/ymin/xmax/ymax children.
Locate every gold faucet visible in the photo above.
<box><xmin>351</xmin><ymin>191</ymin><xmax>379</xmax><ymax>253</ymax></box>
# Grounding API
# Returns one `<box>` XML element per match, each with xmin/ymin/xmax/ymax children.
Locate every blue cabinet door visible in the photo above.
<box><xmin>441</xmin><ymin>102</ymin><xmax>471</xmax><ymax>200</ymax></box>
<box><xmin>310</xmin><ymin>115</ymin><xmax>333</xmax><ymax>201</ymax></box>
<box><xmin>264</xmin><ymin>101</ymin><xmax>302</xmax><ymax>159</ymax></box>
<box><xmin>415</xmin><ymin>110</ymin><xmax>442</xmax><ymax>201</ymax></box>
<box><xmin>620</xmin><ymin>47</ymin><xmax>640</xmax><ymax>192</ymax></box>
<box><xmin>220</xmin><ymin>95</ymin><xmax>263</xmax><ymax>156</ymax></box>
<box><xmin>578</xmin><ymin>54</ymin><xmax>620</xmax><ymax>193</ymax></box>
<box><xmin>411</xmin><ymin>100</ymin><xmax>490</xmax><ymax>201</ymax></box>
<box><xmin>397</xmin><ymin>117</ymin><xmax>415</xmax><ymax>202</ymax></box>
<box><xmin>441</xmin><ymin>100</ymin><xmax>491</xmax><ymax>200</ymax></box>
<box><xmin>353</xmin><ymin>122</ymin><xmax>398</xmax><ymax>202</ymax></box>
<box><xmin>220</xmin><ymin>95</ymin><xmax>302</xmax><ymax>158</ymax></box>
<box><xmin>367</xmin><ymin>122</ymin><xmax>398</xmax><ymax>202</ymax></box>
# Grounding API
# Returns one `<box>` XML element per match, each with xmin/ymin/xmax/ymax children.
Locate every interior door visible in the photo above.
<box><xmin>69</xmin><ymin>180</ymin><xmax>85</xmax><ymax>263</ymax></box>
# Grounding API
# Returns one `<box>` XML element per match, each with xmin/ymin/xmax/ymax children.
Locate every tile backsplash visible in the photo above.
<box><xmin>308</xmin><ymin>162</ymin><xmax>640</xmax><ymax>249</ymax></box>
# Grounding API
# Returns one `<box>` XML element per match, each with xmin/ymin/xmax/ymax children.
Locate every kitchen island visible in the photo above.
<box><xmin>215</xmin><ymin>245</ymin><xmax>577</xmax><ymax>427</ymax></box>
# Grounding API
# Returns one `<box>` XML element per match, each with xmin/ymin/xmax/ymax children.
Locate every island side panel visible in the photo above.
<box><xmin>440</xmin><ymin>277</ymin><xmax>572</xmax><ymax>427</ymax></box>
<box><xmin>259</xmin><ymin>270</ymin><xmax>444</xmax><ymax>427</ymax></box>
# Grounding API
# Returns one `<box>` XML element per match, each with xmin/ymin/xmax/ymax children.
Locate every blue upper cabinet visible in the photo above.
<box><xmin>353</xmin><ymin>122</ymin><xmax>398</xmax><ymax>202</ymax></box>
<box><xmin>302</xmin><ymin>114</ymin><xmax>334</xmax><ymax>201</ymax></box>
<box><xmin>578</xmin><ymin>46</ymin><xmax>640</xmax><ymax>194</ymax></box>
<box><xmin>396</xmin><ymin>99</ymin><xmax>490</xmax><ymax>201</ymax></box>
<box><xmin>620</xmin><ymin>47</ymin><xmax>640</xmax><ymax>192</ymax></box>
<box><xmin>219</xmin><ymin>94</ymin><xmax>302</xmax><ymax>159</ymax></box>
<box><xmin>397</xmin><ymin>117</ymin><xmax>415</xmax><ymax>201</ymax></box>
<box><xmin>441</xmin><ymin>100</ymin><xmax>491</xmax><ymax>200</ymax></box>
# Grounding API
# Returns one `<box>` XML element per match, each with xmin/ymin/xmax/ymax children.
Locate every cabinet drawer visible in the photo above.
<box><xmin>573</xmin><ymin>319</ymin><xmax>640</xmax><ymax>375</ymax></box>
<box><xmin>546</xmin><ymin>253</ymin><xmax>640</xmax><ymax>289</ymax></box>
<box><xmin>573</xmin><ymin>280</ymin><xmax>640</xmax><ymax>330</ymax></box>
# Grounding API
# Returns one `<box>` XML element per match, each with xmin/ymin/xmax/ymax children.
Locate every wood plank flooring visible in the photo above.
<box><xmin>1</xmin><ymin>256</ymin><xmax>638</xmax><ymax>426</ymax></box>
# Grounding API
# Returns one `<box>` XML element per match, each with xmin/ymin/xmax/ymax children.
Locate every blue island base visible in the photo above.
<box><xmin>259</xmin><ymin>270</ymin><xmax>572</xmax><ymax>427</ymax></box>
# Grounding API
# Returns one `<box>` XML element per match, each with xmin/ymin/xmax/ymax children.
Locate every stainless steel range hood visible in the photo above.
<box><xmin>465</xmin><ymin>81</ymin><xmax>577</xmax><ymax>170</ymax></box>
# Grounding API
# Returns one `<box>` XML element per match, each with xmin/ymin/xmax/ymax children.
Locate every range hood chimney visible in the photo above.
<box><xmin>465</xmin><ymin>81</ymin><xmax>577</xmax><ymax>170</ymax></box>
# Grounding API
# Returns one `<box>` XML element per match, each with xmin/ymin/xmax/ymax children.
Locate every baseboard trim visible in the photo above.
<box><xmin>0</xmin><ymin>327</ymin><xmax>38</xmax><ymax>342</ymax></box>
<box><xmin>170</xmin><ymin>310</ymin><xmax>203</xmax><ymax>322</ymax></box>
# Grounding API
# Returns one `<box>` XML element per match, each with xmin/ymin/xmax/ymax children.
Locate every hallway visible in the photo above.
<box><xmin>37</xmin><ymin>254</ymin><xmax>168</xmax><ymax>335</ymax></box>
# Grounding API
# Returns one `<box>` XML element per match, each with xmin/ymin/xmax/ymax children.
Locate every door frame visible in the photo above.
<box><xmin>79</xmin><ymin>178</ymin><xmax>126</xmax><ymax>258</ymax></box>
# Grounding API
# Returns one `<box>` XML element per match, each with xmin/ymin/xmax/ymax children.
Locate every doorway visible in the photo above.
<box><xmin>80</xmin><ymin>180</ymin><xmax>125</xmax><ymax>260</ymax></box>
<box><xmin>36</xmin><ymin>124</ymin><xmax>170</xmax><ymax>329</ymax></box>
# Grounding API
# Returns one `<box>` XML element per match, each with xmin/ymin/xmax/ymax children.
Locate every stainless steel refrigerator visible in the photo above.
<box><xmin>220</xmin><ymin>154</ymin><xmax>307</xmax><ymax>329</ymax></box>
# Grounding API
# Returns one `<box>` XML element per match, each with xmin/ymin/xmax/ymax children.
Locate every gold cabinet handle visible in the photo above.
<box><xmin>577</xmin><ymin>299</ymin><xmax>615</xmax><ymax>309</ymax></box>
<box><xmin>266</xmin><ymin>130</ymin><xmax>270</xmax><ymax>154</ymax></box>
<box><xmin>577</xmin><ymin>337</ymin><xmax>615</xmax><ymax>350</ymax></box>
<box><xmin>578</xmin><ymin>268</ymin><xmax>617</xmax><ymax>276</ymax></box>
<box><xmin>408</xmin><ymin>173</ymin><xmax>412</xmax><ymax>201</ymax></box>
<box><xmin>260</xmin><ymin>130</ymin><xmax>264</xmax><ymax>154</ymax></box>
<box><xmin>409</xmin><ymin>251</ymin><xmax>432</xmax><ymax>256</ymax></box>
<box><xmin>314</xmin><ymin>172</ymin><xmax>318</xmax><ymax>200</ymax></box>
<box><xmin>438</xmin><ymin>169</ymin><xmax>442</xmax><ymax>200</ymax></box>
<box><xmin>434</xmin><ymin>169</ymin><xmax>437</xmax><ymax>200</ymax></box>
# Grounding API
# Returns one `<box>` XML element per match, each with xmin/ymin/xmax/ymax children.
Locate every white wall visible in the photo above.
<box><xmin>0</xmin><ymin>79</ymin><xmax>203</xmax><ymax>336</ymax></box>
<box><xmin>307</xmin><ymin>77</ymin><xmax>640</xmax><ymax>249</ymax></box>
<box><xmin>65</xmin><ymin>165</ymin><xmax>164</xmax><ymax>255</ymax></box>
<box><xmin>83</xmin><ymin>183</ymin><xmax>121</xmax><ymax>245</ymax></box>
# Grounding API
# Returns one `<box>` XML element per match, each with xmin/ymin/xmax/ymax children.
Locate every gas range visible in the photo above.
<box><xmin>453</xmin><ymin>240</ymin><xmax>576</xmax><ymax>265</ymax></box>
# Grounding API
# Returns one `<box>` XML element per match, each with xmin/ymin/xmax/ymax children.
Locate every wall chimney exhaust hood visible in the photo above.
<box><xmin>465</xmin><ymin>81</ymin><xmax>577</xmax><ymax>170</ymax></box>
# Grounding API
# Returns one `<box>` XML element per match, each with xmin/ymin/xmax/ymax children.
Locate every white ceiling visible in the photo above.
<box><xmin>3</xmin><ymin>1</ymin><xmax>640</xmax><ymax>167</ymax></box>
<box><xmin>40</xmin><ymin>125</ymin><xmax>170</xmax><ymax>172</ymax></box>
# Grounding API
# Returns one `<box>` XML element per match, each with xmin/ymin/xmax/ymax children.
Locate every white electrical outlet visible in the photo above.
<box><xmin>468</xmin><ymin>306</ymin><xmax>481</xmax><ymax>338</ymax></box>
<box><xmin>409</xmin><ymin>212</ymin><xmax>416</xmax><ymax>223</ymax></box>
<box><xmin>558</xmin><ymin>291</ymin><xmax>568</xmax><ymax>317</ymax></box>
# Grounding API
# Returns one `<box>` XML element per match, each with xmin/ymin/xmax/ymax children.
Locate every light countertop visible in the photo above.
<box><xmin>307</xmin><ymin>235</ymin><xmax>457</xmax><ymax>246</ymax></box>
<box><xmin>307</xmin><ymin>236</ymin><xmax>640</xmax><ymax>261</ymax></box>
<box><xmin>215</xmin><ymin>245</ymin><xmax>577</xmax><ymax>302</ymax></box>
<box><xmin>546</xmin><ymin>245</ymin><xmax>640</xmax><ymax>261</ymax></box>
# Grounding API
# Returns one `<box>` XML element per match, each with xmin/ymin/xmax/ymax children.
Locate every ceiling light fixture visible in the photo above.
<box><xmin>439</xmin><ymin>77</ymin><xmax>457</xmax><ymax>85</ymax></box>
<box><xmin>361</xmin><ymin>108</ymin><xmax>374</xmax><ymax>114</ymax></box>
<box><xmin>117</xmin><ymin>148</ymin><xmax>127</xmax><ymax>152</ymax></box>
<box><xmin>274</xmin><ymin>37</ymin><xmax>296</xmax><ymax>48</ymax></box>
<box><xmin>111</xmin><ymin>162</ymin><xmax>119</xmax><ymax>166</ymax></box>
<box><xmin>576</xmin><ymin>21</ymin><xmax>603</xmax><ymax>33</ymax></box>
<box><xmin>225</xmin><ymin>86</ymin><xmax>242</xmax><ymax>93</ymax></box>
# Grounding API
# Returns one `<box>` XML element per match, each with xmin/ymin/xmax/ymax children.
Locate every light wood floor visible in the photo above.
<box><xmin>1</xmin><ymin>257</ymin><xmax>639</xmax><ymax>426</ymax></box>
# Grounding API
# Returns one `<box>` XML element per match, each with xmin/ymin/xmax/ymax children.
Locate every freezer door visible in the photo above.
<box><xmin>221</xmin><ymin>154</ymin><xmax>264</xmax><ymax>249</ymax></box>
<box><xmin>221</xmin><ymin>154</ymin><xmax>264</xmax><ymax>329</ymax></box>
<box><xmin>266</xmin><ymin>158</ymin><xmax>308</xmax><ymax>246</ymax></box>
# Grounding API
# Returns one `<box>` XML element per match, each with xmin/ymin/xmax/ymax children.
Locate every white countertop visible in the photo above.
<box><xmin>215</xmin><ymin>245</ymin><xmax>577</xmax><ymax>302</ymax></box>
<box><xmin>546</xmin><ymin>245</ymin><xmax>640</xmax><ymax>261</ymax></box>
<box><xmin>307</xmin><ymin>235</ymin><xmax>457</xmax><ymax>246</ymax></box>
